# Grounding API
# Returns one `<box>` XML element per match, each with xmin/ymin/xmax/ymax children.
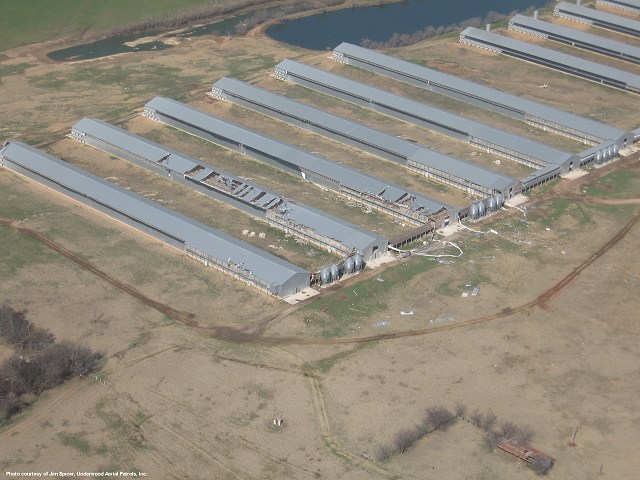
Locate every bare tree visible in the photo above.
<box><xmin>426</xmin><ymin>406</ymin><xmax>456</xmax><ymax>431</ymax></box>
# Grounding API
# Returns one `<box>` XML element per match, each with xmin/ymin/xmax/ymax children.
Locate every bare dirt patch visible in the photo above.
<box><xmin>1</xmin><ymin>17</ymin><xmax>640</xmax><ymax>480</ymax></box>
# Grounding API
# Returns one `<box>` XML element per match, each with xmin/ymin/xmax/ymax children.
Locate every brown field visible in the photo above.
<box><xmin>1</xmin><ymin>7</ymin><xmax>640</xmax><ymax>480</ymax></box>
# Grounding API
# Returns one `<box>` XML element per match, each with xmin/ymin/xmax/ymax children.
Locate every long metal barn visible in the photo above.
<box><xmin>143</xmin><ymin>96</ymin><xmax>455</xmax><ymax>227</ymax></box>
<box><xmin>331</xmin><ymin>42</ymin><xmax>632</xmax><ymax>152</ymax></box>
<box><xmin>71</xmin><ymin>118</ymin><xmax>387</xmax><ymax>261</ymax></box>
<box><xmin>211</xmin><ymin>77</ymin><xmax>517</xmax><ymax>199</ymax></box>
<box><xmin>509</xmin><ymin>14</ymin><xmax>640</xmax><ymax>66</ymax></box>
<box><xmin>0</xmin><ymin>141</ymin><xmax>310</xmax><ymax>297</ymax></box>
<box><xmin>596</xmin><ymin>0</ymin><xmax>640</xmax><ymax>15</ymax></box>
<box><xmin>273</xmin><ymin>59</ymin><xmax>578</xmax><ymax>173</ymax></box>
<box><xmin>459</xmin><ymin>27</ymin><xmax>640</xmax><ymax>95</ymax></box>
<box><xmin>555</xmin><ymin>1</ymin><xmax>640</xmax><ymax>37</ymax></box>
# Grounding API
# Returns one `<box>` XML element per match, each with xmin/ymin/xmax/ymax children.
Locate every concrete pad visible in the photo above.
<box><xmin>437</xmin><ymin>222</ymin><xmax>467</xmax><ymax>237</ymax></box>
<box><xmin>365</xmin><ymin>252</ymin><xmax>396</xmax><ymax>268</ymax></box>
<box><xmin>505</xmin><ymin>194</ymin><xmax>529</xmax><ymax>207</ymax></box>
<box><xmin>561</xmin><ymin>169</ymin><xmax>589</xmax><ymax>180</ymax></box>
<box><xmin>283</xmin><ymin>287</ymin><xmax>319</xmax><ymax>305</ymax></box>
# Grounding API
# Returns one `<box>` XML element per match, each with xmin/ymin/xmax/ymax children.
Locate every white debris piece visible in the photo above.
<box><xmin>400</xmin><ymin>311</ymin><xmax>414</xmax><ymax>316</ymax></box>
<box><xmin>258</xmin><ymin>232</ymin><xmax>266</xmax><ymax>239</ymax></box>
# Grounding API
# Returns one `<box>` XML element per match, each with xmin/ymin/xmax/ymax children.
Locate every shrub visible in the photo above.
<box><xmin>426</xmin><ymin>406</ymin><xmax>456</xmax><ymax>431</ymax></box>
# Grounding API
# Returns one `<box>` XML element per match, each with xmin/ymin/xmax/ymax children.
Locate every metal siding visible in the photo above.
<box><xmin>73</xmin><ymin>119</ymin><xmax>385</xmax><ymax>257</ymax></box>
<box><xmin>275</xmin><ymin>59</ymin><xmax>576</xmax><ymax>168</ymax></box>
<box><xmin>510</xmin><ymin>14</ymin><xmax>640</xmax><ymax>63</ymax></box>
<box><xmin>0</xmin><ymin>141</ymin><xmax>309</xmax><ymax>293</ymax></box>
<box><xmin>333</xmin><ymin>42</ymin><xmax>631</xmax><ymax>146</ymax></box>
<box><xmin>556</xmin><ymin>1</ymin><xmax>640</xmax><ymax>35</ymax></box>
<box><xmin>144</xmin><ymin>97</ymin><xmax>454</xmax><ymax>219</ymax></box>
<box><xmin>212</xmin><ymin>77</ymin><xmax>516</xmax><ymax>193</ymax></box>
<box><xmin>460</xmin><ymin>27</ymin><xmax>640</xmax><ymax>91</ymax></box>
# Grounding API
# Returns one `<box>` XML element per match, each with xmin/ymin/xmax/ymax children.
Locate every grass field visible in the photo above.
<box><xmin>0</xmin><ymin>0</ymin><xmax>267</xmax><ymax>52</ymax></box>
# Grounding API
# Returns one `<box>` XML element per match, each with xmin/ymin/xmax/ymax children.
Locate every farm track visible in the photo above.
<box><xmin>1</xmin><ymin>192</ymin><xmax>639</xmax><ymax>346</ymax></box>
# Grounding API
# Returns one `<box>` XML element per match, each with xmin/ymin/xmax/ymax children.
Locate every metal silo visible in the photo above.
<box><xmin>320</xmin><ymin>267</ymin><xmax>331</xmax><ymax>285</ymax></box>
<box><xmin>344</xmin><ymin>256</ymin><xmax>355</xmax><ymax>274</ymax></box>
<box><xmin>354</xmin><ymin>254</ymin><xmax>364</xmax><ymax>271</ymax></box>
<box><xmin>330</xmin><ymin>264</ymin><xmax>340</xmax><ymax>282</ymax></box>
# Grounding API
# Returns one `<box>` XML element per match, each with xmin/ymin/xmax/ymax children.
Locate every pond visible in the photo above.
<box><xmin>47</xmin><ymin>0</ymin><xmax>552</xmax><ymax>61</ymax></box>
<box><xmin>266</xmin><ymin>0</ymin><xmax>552</xmax><ymax>50</ymax></box>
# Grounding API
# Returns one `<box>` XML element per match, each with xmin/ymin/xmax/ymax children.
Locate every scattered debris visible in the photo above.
<box><xmin>374</xmin><ymin>321</ymin><xmax>389</xmax><ymax>328</ymax></box>
<box><xmin>258</xmin><ymin>232</ymin><xmax>266</xmax><ymax>239</ymax></box>
<box><xmin>431</xmin><ymin>315</ymin><xmax>454</xmax><ymax>324</ymax></box>
<box><xmin>438</xmin><ymin>259</ymin><xmax>455</xmax><ymax>265</ymax></box>
<box><xmin>462</xmin><ymin>292</ymin><xmax>469</xmax><ymax>298</ymax></box>
<box><xmin>497</xmin><ymin>440</ymin><xmax>554</xmax><ymax>475</ymax></box>
<box><xmin>471</xmin><ymin>287</ymin><xmax>480</xmax><ymax>296</ymax></box>
<box><xmin>272</xmin><ymin>411</ymin><xmax>284</xmax><ymax>428</ymax></box>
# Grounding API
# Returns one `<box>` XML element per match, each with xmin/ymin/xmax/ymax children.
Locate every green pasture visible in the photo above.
<box><xmin>0</xmin><ymin>0</ymin><xmax>237</xmax><ymax>51</ymax></box>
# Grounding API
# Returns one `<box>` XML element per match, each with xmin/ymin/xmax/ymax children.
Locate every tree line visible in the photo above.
<box><xmin>360</xmin><ymin>9</ymin><xmax>521</xmax><ymax>49</ymax></box>
<box><xmin>0</xmin><ymin>305</ymin><xmax>102</xmax><ymax>422</ymax></box>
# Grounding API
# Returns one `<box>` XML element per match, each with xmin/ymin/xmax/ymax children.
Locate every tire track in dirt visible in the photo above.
<box><xmin>2</xmin><ymin>196</ymin><xmax>639</xmax><ymax>346</ymax></box>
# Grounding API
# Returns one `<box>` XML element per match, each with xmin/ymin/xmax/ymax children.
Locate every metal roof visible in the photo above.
<box><xmin>73</xmin><ymin>118</ymin><xmax>282</xmax><ymax>209</ymax></box>
<box><xmin>145</xmin><ymin>96</ymin><xmax>451</xmax><ymax>216</ymax></box>
<box><xmin>509</xmin><ymin>14</ymin><xmax>640</xmax><ymax>64</ymax></box>
<box><xmin>597</xmin><ymin>0</ymin><xmax>640</xmax><ymax>13</ymax></box>
<box><xmin>282</xmin><ymin>202</ymin><xmax>386</xmax><ymax>251</ymax></box>
<box><xmin>333</xmin><ymin>42</ymin><xmax>630</xmax><ymax>144</ymax></box>
<box><xmin>555</xmin><ymin>1</ymin><xmax>640</xmax><ymax>36</ymax></box>
<box><xmin>460</xmin><ymin>26</ymin><xmax>640</xmax><ymax>91</ymax></box>
<box><xmin>0</xmin><ymin>141</ymin><xmax>309</xmax><ymax>287</ymax></box>
<box><xmin>275</xmin><ymin>59</ymin><xmax>575</xmax><ymax>167</ymax></box>
<box><xmin>212</xmin><ymin>77</ymin><xmax>515</xmax><ymax>192</ymax></box>
<box><xmin>73</xmin><ymin>118</ymin><xmax>385</xmax><ymax>252</ymax></box>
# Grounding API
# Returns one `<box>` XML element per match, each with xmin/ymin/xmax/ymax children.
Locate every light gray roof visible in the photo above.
<box><xmin>145</xmin><ymin>96</ymin><xmax>451</xmax><ymax>216</ymax></box>
<box><xmin>0</xmin><ymin>140</ymin><xmax>308</xmax><ymax>287</ymax></box>
<box><xmin>212</xmin><ymin>77</ymin><xmax>515</xmax><ymax>192</ymax></box>
<box><xmin>509</xmin><ymin>14</ymin><xmax>640</xmax><ymax>64</ymax></box>
<box><xmin>333</xmin><ymin>42</ymin><xmax>630</xmax><ymax>144</ymax></box>
<box><xmin>276</xmin><ymin>59</ymin><xmax>575</xmax><ymax>167</ymax></box>
<box><xmin>555</xmin><ymin>1</ymin><xmax>640</xmax><ymax>36</ymax></box>
<box><xmin>73</xmin><ymin>118</ymin><xmax>282</xmax><ymax>209</ymax></box>
<box><xmin>460</xmin><ymin>27</ymin><xmax>640</xmax><ymax>91</ymax></box>
<box><xmin>72</xmin><ymin>118</ymin><xmax>385</xmax><ymax>253</ymax></box>
<box><xmin>597</xmin><ymin>0</ymin><xmax>640</xmax><ymax>11</ymax></box>
<box><xmin>283</xmin><ymin>202</ymin><xmax>385</xmax><ymax>252</ymax></box>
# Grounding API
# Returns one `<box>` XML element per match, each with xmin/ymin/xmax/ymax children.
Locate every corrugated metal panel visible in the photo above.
<box><xmin>510</xmin><ymin>14</ymin><xmax>640</xmax><ymax>63</ymax></box>
<box><xmin>212</xmin><ymin>77</ymin><xmax>516</xmax><ymax>192</ymax></box>
<box><xmin>460</xmin><ymin>26</ymin><xmax>640</xmax><ymax>91</ymax></box>
<box><xmin>275</xmin><ymin>59</ymin><xmax>575</xmax><ymax>167</ymax></box>
<box><xmin>72</xmin><ymin>118</ymin><xmax>386</xmax><ymax>254</ymax></box>
<box><xmin>0</xmin><ymin>141</ymin><xmax>309</xmax><ymax>288</ymax></box>
<box><xmin>284</xmin><ymin>202</ymin><xmax>386</xmax><ymax>252</ymax></box>
<box><xmin>597</xmin><ymin>0</ymin><xmax>640</xmax><ymax>13</ymax></box>
<box><xmin>597</xmin><ymin>0</ymin><xmax>640</xmax><ymax>10</ymax></box>
<box><xmin>73</xmin><ymin>118</ymin><xmax>170</xmax><ymax>163</ymax></box>
<box><xmin>144</xmin><ymin>96</ymin><xmax>452</xmax><ymax>217</ymax></box>
<box><xmin>556</xmin><ymin>1</ymin><xmax>640</xmax><ymax>36</ymax></box>
<box><xmin>333</xmin><ymin>42</ymin><xmax>630</xmax><ymax>144</ymax></box>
